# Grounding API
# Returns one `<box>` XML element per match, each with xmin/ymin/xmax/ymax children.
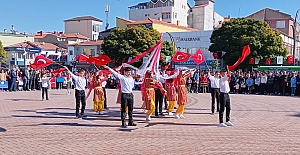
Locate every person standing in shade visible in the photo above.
<box><xmin>208</xmin><ymin>68</ymin><xmax>220</xmax><ymax>114</ymax></box>
<box><xmin>64</xmin><ymin>66</ymin><xmax>87</xmax><ymax>118</ymax></box>
<box><xmin>103</xmin><ymin>65</ymin><xmax>136</xmax><ymax>128</ymax></box>
<box><xmin>41</xmin><ymin>73</ymin><xmax>50</xmax><ymax>101</ymax></box>
<box><xmin>9</xmin><ymin>68</ymin><xmax>17</xmax><ymax>92</ymax></box>
<box><xmin>219</xmin><ymin>68</ymin><xmax>234</xmax><ymax>127</ymax></box>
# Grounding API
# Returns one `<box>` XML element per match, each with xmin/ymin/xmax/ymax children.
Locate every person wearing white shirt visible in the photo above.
<box><xmin>64</xmin><ymin>66</ymin><xmax>87</xmax><ymax>118</ymax></box>
<box><xmin>103</xmin><ymin>65</ymin><xmax>136</xmax><ymax>128</ymax></box>
<box><xmin>208</xmin><ymin>68</ymin><xmax>220</xmax><ymax>114</ymax></box>
<box><xmin>41</xmin><ymin>73</ymin><xmax>50</xmax><ymax>101</ymax></box>
<box><xmin>218</xmin><ymin>69</ymin><xmax>234</xmax><ymax>127</ymax></box>
<box><xmin>260</xmin><ymin>72</ymin><xmax>268</xmax><ymax>95</ymax></box>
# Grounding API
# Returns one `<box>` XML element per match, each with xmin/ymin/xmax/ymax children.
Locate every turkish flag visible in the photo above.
<box><xmin>265</xmin><ymin>58</ymin><xmax>271</xmax><ymax>65</ymax></box>
<box><xmin>171</xmin><ymin>51</ymin><xmax>191</xmax><ymax>62</ymax></box>
<box><xmin>78</xmin><ymin>54</ymin><xmax>89</xmax><ymax>62</ymax></box>
<box><xmin>249</xmin><ymin>57</ymin><xmax>254</xmax><ymax>65</ymax></box>
<box><xmin>227</xmin><ymin>45</ymin><xmax>251</xmax><ymax>71</ymax></box>
<box><xmin>30</xmin><ymin>55</ymin><xmax>54</xmax><ymax>70</ymax></box>
<box><xmin>191</xmin><ymin>49</ymin><xmax>205</xmax><ymax>65</ymax></box>
<box><xmin>287</xmin><ymin>56</ymin><xmax>294</xmax><ymax>64</ymax></box>
<box><xmin>93</xmin><ymin>55</ymin><xmax>111</xmax><ymax>66</ymax></box>
<box><xmin>52</xmin><ymin>67</ymin><xmax>66</xmax><ymax>75</ymax></box>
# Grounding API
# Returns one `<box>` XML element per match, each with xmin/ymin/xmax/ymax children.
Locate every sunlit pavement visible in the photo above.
<box><xmin>0</xmin><ymin>89</ymin><xmax>299</xmax><ymax>154</ymax></box>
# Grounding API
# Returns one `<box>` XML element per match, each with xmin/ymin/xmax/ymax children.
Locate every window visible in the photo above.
<box><xmin>17</xmin><ymin>53</ymin><xmax>23</xmax><ymax>59</ymax></box>
<box><xmin>166</xmin><ymin>13</ymin><xmax>171</xmax><ymax>19</ymax></box>
<box><xmin>175</xmin><ymin>13</ymin><xmax>177</xmax><ymax>18</ymax></box>
<box><xmin>91</xmin><ymin>49</ymin><xmax>96</xmax><ymax>56</ymax></box>
<box><xmin>69</xmin><ymin>50</ymin><xmax>73</xmax><ymax>55</ymax></box>
<box><xmin>92</xmin><ymin>24</ymin><xmax>101</xmax><ymax>32</ymax></box>
<box><xmin>276</xmin><ymin>21</ymin><xmax>285</xmax><ymax>28</ymax></box>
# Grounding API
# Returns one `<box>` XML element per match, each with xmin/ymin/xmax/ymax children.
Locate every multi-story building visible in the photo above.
<box><xmin>66</xmin><ymin>40</ymin><xmax>103</xmax><ymax>67</ymax></box>
<box><xmin>128</xmin><ymin>0</ymin><xmax>223</xmax><ymax>31</ymax></box>
<box><xmin>128</xmin><ymin>0</ymin><xmax>189</xmax><ymax>27</ymax></box>
<box><xmin>188</xmin><ymin>0</ymin><xmax>224</xmax><ymax>30</ymax></box>
<box><xmin>34</xmin><ymin>31</ymin><xmax>89</xmax><ymax>48</ymax></box>
<box><xmin>4</xmin><ymin>41</ymin><xmax>65</xmax><ymax>69</ymax></box>
<box><xmin>0</xmin><ymin>32</ymin><xmax>34</xmax><ymax>47</ymax></box>
<box><xmin>64</xmin><ymin>16</ymin><xmax>103</xmax><ymax>41</ymax></box>
<box><xmin>246</xmin><ymin>8</ymin><xmax>300</xmax><ymax>57</ymax></box>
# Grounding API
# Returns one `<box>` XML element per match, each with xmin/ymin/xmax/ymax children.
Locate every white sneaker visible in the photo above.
<box><xmin>168</xmin><ymin>112</ymin><xmax>173</xmax><ymax>115</ymax></box>
<box><xmin>219</xmin><ymin>123</ymin><xmax>227</xmax><ymax>127</ymax></box>
<box><xmin>174</xmin><ymin>114</ymin><xmax>180</xmax><ymax>119</ymax></box>
<box><xmin>225</xmin><ymin>121</ymin><xmax>234</xmax><ymax>126</ymax></box>
<box><xmin>179</xmin><ymin>114</ymin><xmax>185</xmax><ymax>119</ymax></box>
<box><xmin>146</xmin><ymin>115</ymin><xmax>151</xmax><ymax>121</ymax></box>
<box><xmin>99</xmin><ymin>111</ymin><xmax>104</xmax><ymax>115</ymax></box>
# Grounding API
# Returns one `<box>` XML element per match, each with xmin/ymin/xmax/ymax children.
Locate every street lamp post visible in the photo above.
<box><xmin>293</xmin><ymin>9</ymin><xmax>300</xmax><ymax>66</ymax></box>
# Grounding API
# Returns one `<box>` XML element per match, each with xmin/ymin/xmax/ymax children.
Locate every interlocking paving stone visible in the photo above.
<box><xmin>0</xmin><ymin>89</ymin><xmax>299</xmax><ymax>154</ymax></box>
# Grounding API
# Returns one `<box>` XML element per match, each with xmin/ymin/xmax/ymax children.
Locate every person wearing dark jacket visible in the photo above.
<box><xmin>9</xmin><ymin>68</ymin><xmax>17</xmax><ymax>92</ymax></box>
<box><xmin>267</xmin><ymin>72</ymin><xmax>274</xmax><ymax>95</ymax></box>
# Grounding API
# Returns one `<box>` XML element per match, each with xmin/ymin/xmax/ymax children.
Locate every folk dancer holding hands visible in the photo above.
<box><xmin>219</xmin><ymin>68</ymin><xmax>234</xmax><ymax>127</ymax></box>
<box><xmin>64</xmin><ymin>66</ymin><xmax>87</xmax><ymax>118</ymax></box>
<box><xmin>103</xmin><ymin>65</ymin><xmax>136</xmax><ymax>128</ymax></box>
<box><xmin>208</xmin><ymin>68</ymin><xmax>220</xmax><ymax>114</ymax></box>
<box><xmin>175</xmin><ymin>68</ymin><xmax>193</xmax><ymax>119</ymax></box>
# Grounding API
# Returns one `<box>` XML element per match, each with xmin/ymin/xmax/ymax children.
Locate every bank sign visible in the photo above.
<box><xmin>177</xmin><ymin>37</ymin><xmax>201</xmax><ymax>42</ymax></box>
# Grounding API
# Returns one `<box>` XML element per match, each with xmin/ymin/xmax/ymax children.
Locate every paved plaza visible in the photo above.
<box><xmin>0</xmin><ymin>89</ymin><xmax>299</xmax><ymax>154</ymax></box>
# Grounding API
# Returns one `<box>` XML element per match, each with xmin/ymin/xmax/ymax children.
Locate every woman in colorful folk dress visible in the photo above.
<box><xmin>175</xmin><ymin>69</ymin><xmax>194</xmax><ymax>119</ymax></box>
<box><xmin>86</xmin><ymin>74</ymin><xmax>108</xmax><ymax>114</ymax></box>
<box><xmin>165</xmin><ymin>69</ymin><xmax>178</xmax><ymax>115</ymax></box>
<box><xmin>142</xmin><ymin>70</ymin><xmax>167</xmax><ymax>121</ymax></box>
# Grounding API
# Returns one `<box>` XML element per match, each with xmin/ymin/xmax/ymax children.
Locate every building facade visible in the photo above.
<box><xmin>64</xmin><ymin>16</ymin><xmax>103</xmax><ymax>41</ymax></box>
<box><xmin>129</xmin><ymin>0</ymin><xmax>189</xmax><ymax>27</ymax></box>
<box><xmin>0</xmin><ymin>32</ymin><xmax>34</xmax><ymax>47</ymax></box>
<box><xmin>34</xmin><ymin>31</ymin><xmax>89</xmax><ymax>48</ymax></box>
<box><xmin>4</xmin><ymin>42</ymin><xmax>63</xmax><ymax>69</ymax></box>
<box><xmin>66</xmin><ymin>40</ymin><xmax>103</xmax><ymax>67</ymax></box>
<box><xmin>162</xmin><ymin>30</ymin><xmax>218</xmax><ymax>69</ymax></box>
<box><xmin>246</xmin><ymin>8</ymin><xmax>300</xmax><ymax>57</ymax></box>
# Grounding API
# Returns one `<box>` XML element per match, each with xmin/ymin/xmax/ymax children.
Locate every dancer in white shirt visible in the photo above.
<box><xmin>208</xmin><ymin>68</ymin><xmax>220</xmax><ymax>114</ymax></box>
<box><xmin>219</xmin><ymin>69</ymin><xmax>234</xmax><ymax>127</ymax></box>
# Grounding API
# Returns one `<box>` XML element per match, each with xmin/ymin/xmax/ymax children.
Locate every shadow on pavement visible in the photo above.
<box><xmin>290</xmin><ymin>113</ymin><xmax>300</xmax><ymax>117</ymax></box>
<box><xmin>39</xmin><ymin>122</ymin><xmax>120</xmax><ymax>128</ymax></box>
<box><xmin>144</xmin><ymin>122</ymin><xmax>216</xmax><ymax>128</ymax></box>
<box><xmin>0</xmin><ymin>127</ymin><xmax>6</xmax><ymax>132</ymax></box>
<box><xmin>6</xmin><ymin>99</ymin><xmax>41</xmax><ymax>101</ymax></box>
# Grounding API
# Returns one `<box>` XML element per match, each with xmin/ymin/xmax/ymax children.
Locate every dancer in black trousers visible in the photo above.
<box><xmin>208</xmin><ymin>68</ymin><xmax>220</xmax><ymax>114</ymax></box>
<box><xmin>219</xmin><ymin>68</ymin><xmax>234</xmax><ymax>127</ymax></box>
<box><xmin>64</xmin><ymin>66</ymin><xmax>87</xmax><ymax>118</ymax></box>
<box><xmin>104</xmin><ymin>65</ymin><xmax>136</xmax><ymax>128</ymax></box>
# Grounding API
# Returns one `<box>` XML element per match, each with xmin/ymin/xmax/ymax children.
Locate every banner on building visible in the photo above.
<box><xmin>277</xmin><ymin>56</ymin><xmax>283</xmax><ymax>64</ymax></box>
<box><xmin>255</xmin><ymin>58</ymin><xmax>260</xmax><ymax>64</ymax></box>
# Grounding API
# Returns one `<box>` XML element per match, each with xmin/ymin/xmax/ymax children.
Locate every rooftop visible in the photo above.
<box><xmin>64</xmin><ymin>16</ymin><xmax>103</xmax><ymax>22</ymax></box>
<box><xmin>67</xmin><ymin>40</ymin><xmax>103</xmax><ymax>46</ymax></box>
<box><xmin>5</xmin><ymin>41</ymin><xmax>62</xmax><ymax>51</ymax></box>
<box><xmin>127</xmin><ymin>18</ymin><xmax>198</xmax><ymax>31</ymax></box>
<box><xmin>34</xmin><ymin>32</ymin><xmax>90</xmax><ymax>40</ymax></box>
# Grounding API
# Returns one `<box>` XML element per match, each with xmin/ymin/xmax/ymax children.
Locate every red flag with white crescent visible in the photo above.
<box><xmin>191</xmin><ymin>49</ymin><xmax>205</xmax><ymax>65</ymax></box>
<box><xmin>30</xmin><ymin>55</ymin><xmax>54</xmax><ymax>69</ymax></box>
<box><xmin>171</xmin><ymin>51</ymin><xmax>191</xmax><ymax>62</ymax></box>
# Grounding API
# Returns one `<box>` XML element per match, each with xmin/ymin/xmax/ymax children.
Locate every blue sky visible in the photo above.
<box><xmin>0</xmin><ymin>0</ymin><xmax>299</xmax><ymax>34</ymax></box>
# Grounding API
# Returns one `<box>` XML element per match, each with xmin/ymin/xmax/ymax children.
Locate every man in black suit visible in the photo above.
<box><xmin>9</xmin><ymin>68</ymin><xmax>17</xmax><ymax>92</ymax></box>
<box><xmin>22</xmin><ymin>67</ymin><xmax>30</xmax><ymax>91</ymax></box>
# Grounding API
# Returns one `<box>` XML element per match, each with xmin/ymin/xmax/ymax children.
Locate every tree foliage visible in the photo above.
<box><xmin>101</xmin><ymin>25</ymin><xmax>175</xmax><ymax>67</ymax></box>
<box><xmin>209</xmin><ymin>18</ymin><xmax>288</xmax><ymax>68</ymax></box>
<box><xmin>0</xmin><ymin>41</ymin><xmax>7</xmax><ymax>64</ymax></box>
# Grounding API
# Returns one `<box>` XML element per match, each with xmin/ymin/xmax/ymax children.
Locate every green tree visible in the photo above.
<box><xmin>209</xmin><ymin>18</ymin><xmax>288</xmax><ymax>69</ymax></box>
<box><xmin>0</xmin><ymin>41</ymin><xmax>7</xmax><ymax>64</ymax></box>
<box><xmin>101</xmin><ymin>25</ymin><xmax>175</xmax><ymax>67</ymax></box>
